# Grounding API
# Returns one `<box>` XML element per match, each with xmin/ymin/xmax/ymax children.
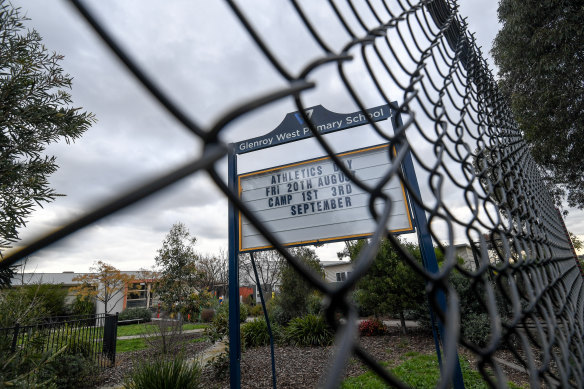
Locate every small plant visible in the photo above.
<box><xmin>239</xmin><ymin>303</ymin><xmax>248</xmax><ymax>323</ymax></box>
<box><xmin>241</xmin><ymin>318</ymin><xmax>281</xmax><ymax>348</ymax></box>
<box><xmin>140</xmin><ymin>319</ymin><xmax>183</xmax><ymax>354</ymax></box>
<box><xmin>206</xmin><ymin>310</ymin><xmax>228</xmax><ymax>343</ymax></box>
<box><xmin>200</xmin><ymin>308</ymin><xmax>215</xmax><ymax>323</ymax></box>
<box><xmin>359</xmin><ymin>318</ymin><xmax>387</xmax><ymax>336</ymax></box>
<box><xmin>123</xmin><ymin>355</ymin><xmax>202</xmax><ymax>389</ymax></box>
<box><xmin>285</xmin><ymin>314</ymin><xmax>333</xmax><ymax>347</ymax></box>
<box><xmin>207</xmin><ymin>347</ymin><xmax>230</xmax><ymax>381</ymax></box>
<box><xmin>119</xmin><ymin>307</ymin><xmax>152</xmax><ymax>323</ymax></box>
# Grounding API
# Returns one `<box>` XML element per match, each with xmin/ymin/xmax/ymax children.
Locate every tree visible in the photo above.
<box><xmin>70</xmin><ymin>260</ymin><xmax>134</xmax><ymax>314</ymax></box>
<box><xmin>198</xmin><ymin>252</ymin><xmax>228</xmax><ymax>293</ymax></box>
<box><xmin>348</xmin><ymin>238</ymin><xmax>426</xmax><ymax>334</ymax></box>
<box><xmin>492</xmin><ymin>0</ymin><xmax>584</xmax><ymax>208</ymax></box>
<box><xmin>0</xmin><ymin>2</ymin><xmax>95</xmax><ymax>247</ymax></box>
<box><xmin>154</xmin><ymin>222</ymin><xmax>202</xmax><ymax>314</ymax></box>
<box><xmin>239</xmin><ymin>250</ymin><xmax>282</xmax><ymax>297</ymax></box>
<box><xmin>276</xmin><ymin>247</ymin><xmax>323</xmax><ymax>323</ymax></box>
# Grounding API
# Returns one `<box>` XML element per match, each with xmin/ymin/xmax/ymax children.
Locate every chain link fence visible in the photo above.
<box><xmin>1</xmin><ymin>0</ymin><xmax>583</xmax><ymax>387</ymax></box>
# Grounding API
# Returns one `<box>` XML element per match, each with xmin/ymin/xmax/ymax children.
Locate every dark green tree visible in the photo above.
<box><xmin>0</xmin><ymin>1</ymin><xmax>95</xmax><ymax>246</ymax></box>
<box><xmin>154</xmin><ymin>222</ymin><xmax>202</xmax><ymax>314</ymax></box>
<box><xmin>492</xmin><ymin>0</ymin><xmax>584</xmax><ymax>208</ymax></box>
<box><xmin>276</xmin><ymin>247</ymin><xmax>323</xmax><ymax>324</ymax></box>
<box><xmin>348</xmin><ymin>239</ymin><xmax>426</xmax><ymax>334</ymax></box>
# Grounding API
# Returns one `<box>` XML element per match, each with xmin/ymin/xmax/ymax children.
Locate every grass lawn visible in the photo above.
<box><xmin>341</xmin><ymin>352</ymin><xmax>526</xmax><ymax>389</ymax></box>
<box><xmin>116</xmin><ymin>322</ymin><xmax>207</xmax><ymax>337</ymax></box>
<box><xmin>116</xmin><ymin>323</ymin><xmax>209</xmax><ymax>353</ymax></box>
<box><xmin>116</xmin><ymin>338</ymin><xmax>148</xmax><ymax>353</ymax></box>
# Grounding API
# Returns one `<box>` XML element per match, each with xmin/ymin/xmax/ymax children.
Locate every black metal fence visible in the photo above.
<box><xmin>0</xmin><ymin>0</ymin><xmax>583</xmax><ymax>388</ymax></box>
<box><xmin>0</xmin><ymin>313</ymin><xmax>118</xmax><ymax>368</ymax></box>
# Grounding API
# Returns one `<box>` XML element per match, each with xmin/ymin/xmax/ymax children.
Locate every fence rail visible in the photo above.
<box><xmin>0</xmin><ymin>0</ymin><xmax>583</xmax><ymax>387</ymax></box>
<box><xmin>0</xmin><ymin>313</ymin><xmax>118</xmax><ymax>368</ymax></box>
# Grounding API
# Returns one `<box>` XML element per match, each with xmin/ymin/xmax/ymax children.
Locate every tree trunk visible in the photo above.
<box><xmin>399</xmin><ymin>310</ymin><xmax>407</xmax><ymax>335</ymax></box>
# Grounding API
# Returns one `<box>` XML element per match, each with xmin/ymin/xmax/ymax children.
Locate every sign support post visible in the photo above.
<box><xmin>227</xmin><ymin>147</ymin><xmax>241</xmax><ymax>388</ymax></box>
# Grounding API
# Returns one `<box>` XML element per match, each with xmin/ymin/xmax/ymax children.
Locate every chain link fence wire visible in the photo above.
<box><xmin>1</xmin><ymin>0</ymin><xmax>583</xmax><ymax>387</ymax></box>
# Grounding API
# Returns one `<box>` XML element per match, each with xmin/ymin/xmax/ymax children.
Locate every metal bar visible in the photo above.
<box><xmin>249</xmin><ymin>252</ymin><xmax>277</xmax><ymax>389</ymax></box>
<box><xmin>228</xmin><ymin>147</ymin><xmax>241</xmax><ymax>388</ymax></box>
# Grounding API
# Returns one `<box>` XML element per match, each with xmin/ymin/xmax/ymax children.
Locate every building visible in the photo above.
<box><xmin>321</xmin><ymin>260</ymin><xmax>353</xmax><ymax>284</ymax></box>
<box><xmin>10</xmin><ymin>271</ymin><xmax>158</xmax><ymax>315</ymax></box>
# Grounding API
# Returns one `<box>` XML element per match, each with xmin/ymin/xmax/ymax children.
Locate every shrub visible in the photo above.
<box><xmin>123</xmin><ymin>356</ymin><xmax>202</xmax><ymax>389</ymax></box>
<box><xmin>239</xmin><ymin>303</ymin><xmax>248</xmax><ymax>323</ymax></box>
<box><xmin>462</xmin><ymin>312</ymin><xmax>491</xmax><ymax>348</ymax></box>
<box><xmin>200</xmin><ymin>308</ymin><xmax>215</xmax><ymax>323</ymax></box>
<box><xmin>69</xmin><ymin>295</ymin><xmax>95</xmax><ymax>316</ymax></box>
<box><xmin>285</xmin><ymin>314</ymin><xmax>333</xmax><ymax>347</ymax></box>
<box><xmin>359</xmin><ymin>318</ymin><xmax>387</xmax><ymax>336</ymax></box>
<box><xmin>267</xmin><ymin>298</ymin><xmax>288</xmax><ymax>326</ymax></box>
<box><xmin>306</xmin><ymin>293</ymin><xmax>324</xmax><ymax>315</ymax></box>
<box><xmin>248</xmin><ymin>304</ymin><xmax>263</xmax><ymax>317</ymax></box>
<box><xmin>39</xmin><ymin>352</ymin><xmax>97</xmax><ymax>389</ymax></box>
<box><xmin>241</xmin><ymin>318</ymin><xmax>281</xmax><ymax>348</ymax></box>
<box><xmin>119</xmin><ymin>307</ymin><xmax>152</xmax><ymax>323</ymax></box>
<box><xmin>206</xmin><ymin>310</ymin><xmax>228</xmax><ymax>343</ymax></box>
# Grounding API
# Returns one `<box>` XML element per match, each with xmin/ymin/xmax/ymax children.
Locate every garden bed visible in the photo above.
<box><xmin>92</xmin><ymin>329</ymin><xmax>529</xmax><ymax>388</ymax></box>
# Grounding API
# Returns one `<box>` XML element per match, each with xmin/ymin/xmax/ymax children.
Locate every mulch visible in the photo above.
<box><xmin>92</xmin><ymin>329</ymin><xmax>530</xmax><ymax>388</ymax></box>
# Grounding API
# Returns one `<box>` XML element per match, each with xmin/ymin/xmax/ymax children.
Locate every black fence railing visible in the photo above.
<box><xmin>0</xmin><ymin>313</ymin><xmax>118</xmax><ymax>368</ymax></box>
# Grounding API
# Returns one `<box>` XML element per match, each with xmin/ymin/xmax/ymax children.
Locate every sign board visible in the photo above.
<box><xmin>238</xmin><ymin>144</ymin><xmax>414</xmax><ymax>252</ymax></box>
<box><xmin>233</xmin><ymin>104</ymin><xmax>390</xmax><ymax>154</ymax></box>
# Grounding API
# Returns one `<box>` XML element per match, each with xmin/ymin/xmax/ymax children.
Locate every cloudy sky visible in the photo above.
<box><xmin>6</xmin><ymin>1</ymin><xmax>584</xmax><ymax>273</ymax></box>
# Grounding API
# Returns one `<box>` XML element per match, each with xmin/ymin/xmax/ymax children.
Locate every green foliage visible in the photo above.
<box><xmin>0</xmin><ymin>1</ymin><xmax>95</xmax><ymax>244</ymax></box>
<box><xmin>276</xmin><ymin>247</ymin><xmax>323</xmax><ymax>324</ymax></box>
<box><xmin>25</xmin><ymin>284</ymin><xmax>68</xmax><ymax>317</ymax></box>
<box><xmin>284</xmin><ymin>314</ymin><xmax>333</xmax><ymax>347</ymax></box>
<box><xmin>349</xmin><ymin>239</ymin><xmax>426</xmax><ymax>333</ymax></box>
<box><xmin>123</xmin><ymin>355</ymin><xmax>202</xmax><ymax>389</ymax></box>
<box><xmin>492</xmin><ymin>0</ymin><xmax>584</xmax><ymax>208</ymax></box>
<box><xmin>0</xmin><ymin>286</ymin><xmax>48</xmax><ymax>327</ymax></box>
<box><xmin>206</xmin><ymin>305</ymin><xmax>228</xmax><ymax>343</ymax></box>
<box><xmin>69</xmin><ymin>295</ymin><xmax>95</xmax><ymax>316</ymax></box>
<box><xmin>119</xmin><ymin>307</ymin><xmax>152</xmax><ymax>323</ymax></box>
<box><xmin>239</xmin><ymin>302</ymin><xmax>248</xmax><ymax>322</ymax></box>
<box><xmin>248</xmin><ymin>304</ymin><xmax>263</xmax><ymax>317</ymax></box>
<box><xmin>306</xmin><ymin>293</ymin><xmax>324</xmax><ymax>315</ymax></box>
<box><xmin>359</xmin><ymin>318</ymin><xmax>387</xmax><ymax>336</ymax></box>
<box><xmin>155</xmin><ymin>223</ymin><xmax>203</xmax><ymax>314</ymax></box>
<box><xmin>180</xmin><ymin>291</ymin><xmax>216</xmax><ymax>321</ymax></box>
<box><xmin>38</xmin><ymin>352</ymin><xmax>97</xmax><ymax>389</ymax></box>
<box><xmin>241</xmin><ymin>318</ymin><xmax>281</xmax><ymax>348</ymax></box>
<box><xmin>462</xmin><ymin>313</ymin><xmax>491</xmax><ymax>349</ymax></box>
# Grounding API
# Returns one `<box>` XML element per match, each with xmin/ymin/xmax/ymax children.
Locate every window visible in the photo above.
<box><xmin>336</xmin><ymin>272</ymin><xmax>347</xmax><ymax>282</ymax></box>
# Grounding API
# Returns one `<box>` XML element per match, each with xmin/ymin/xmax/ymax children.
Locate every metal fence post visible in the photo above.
<box><xmin>102</xmin><ymin>313</ymin><xmax>118</xmax><ymax>366</ymax></box>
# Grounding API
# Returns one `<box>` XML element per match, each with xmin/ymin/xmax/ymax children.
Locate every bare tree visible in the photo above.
<box><xmin>239</xmin><ymin>250</ymin><xmax>283</xmax><ymax>296</ymax></box>
<box><xmin>198</xmin><ymin>253</ymin><xmax>228</xmax><ymax>293</ymax></box>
